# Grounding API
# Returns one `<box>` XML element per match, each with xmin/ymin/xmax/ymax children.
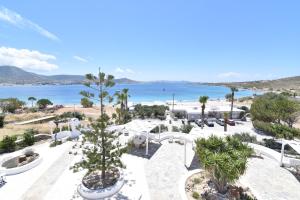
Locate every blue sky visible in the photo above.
<box><xmin>0</xmin><ymin>0</ymin><xmax>299</xmax><ymax>82</ymax></box>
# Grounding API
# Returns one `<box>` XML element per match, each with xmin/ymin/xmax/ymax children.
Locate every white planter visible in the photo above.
<box><xmin>77</xmin><ymin>172</ymin><xmax>125</xmax><ymax>199</ymax></box>
<box><xmin>0</xmin><ymin>155</ymin><xmax>42</xmax><ymax>176</ymax></box>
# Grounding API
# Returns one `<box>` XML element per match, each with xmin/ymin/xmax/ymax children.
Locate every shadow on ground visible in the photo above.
<box><xmin>127</xmin><ymin>142</ymin><xmax>161</xmax><ymax>159</ymax></box>
<box><xmin>187</xmin><ymin>154</ymin><xmax>201</xmax><ymax>170</ymax></box>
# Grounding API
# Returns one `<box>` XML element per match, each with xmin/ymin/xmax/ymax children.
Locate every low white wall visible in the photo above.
<box><xmin>179</xmin><ymin>169</ymin><xmax>203</xmax><ymax>200</ymax></box>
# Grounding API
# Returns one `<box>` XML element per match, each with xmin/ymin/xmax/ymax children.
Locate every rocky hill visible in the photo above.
<box><xmin>0</xmin><ymin>66</ymin><xmax>138</xmax><ymax>85</ymax></box>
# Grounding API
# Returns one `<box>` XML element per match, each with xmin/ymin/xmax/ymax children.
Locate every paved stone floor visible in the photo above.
<box><xmin>21</xmin><ymin>145</ymin><xmax>74</xmax><ymax>200</ymax></box>
<box><xmin>240</xmin><ymin>156</ymin><xmax>300</xmax><ymax>200</ymax></box>
<box><xmin>145</xmin><ymin>141</ymin><xmax>194</xmax><ymax>200</ymax></box>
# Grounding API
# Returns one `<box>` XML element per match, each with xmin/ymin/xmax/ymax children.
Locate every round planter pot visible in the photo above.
<box><xmin>0</xmin><ymin>155</ymin><xmax>42</xmax><ymax>176</ymax></box>
<box><xmin>77</xmin><ymin>172</ymin><xmax>125</xmax><ymax>199</ymax></box>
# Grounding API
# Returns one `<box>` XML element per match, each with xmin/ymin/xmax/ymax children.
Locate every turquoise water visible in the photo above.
<box><xmin>0</xmin><ymin>83</ymin><xmax>257</xmax><ymax>105</ymax></box>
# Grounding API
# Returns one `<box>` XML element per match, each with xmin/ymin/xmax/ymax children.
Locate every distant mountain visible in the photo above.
<box><xmin>206</xmin><ymin>76</ymin><xmax>300</xmax><ymax>92</ymax></box>
<box><xmin>0</xmin><ymin>66</ymin><xmax>139</xmax><ymax>85</ymax></box>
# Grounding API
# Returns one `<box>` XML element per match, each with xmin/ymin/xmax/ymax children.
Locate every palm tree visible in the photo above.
<box><xmin>28</xmin><ymin>97</ymin><xmax>36</xmax><ymax>108</ymax></box>
<box><xmin>229</xmin><ymin>87</ymin><xmax>238</xmax><ymax>119</ymax></box>
<box><xmin>122</xmin><ymin>88</ymin><xmax>130</xmax><ymax>110</ymax></box>
<box><xmin>199</xmin><ymin>96</ymin><xmax>209</xmax><ymax>129</ymax></box>
<box><xmin>114</xmin><ymin>91</ymin><xmax>126</xmax><ymax>124</ymax></box>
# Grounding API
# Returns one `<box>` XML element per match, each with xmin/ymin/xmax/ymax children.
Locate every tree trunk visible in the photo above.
<box><xmin>230</xmin><ymin>92</ymin><xmax>234</xmax><ymax>119</ymax></box>
<box><xmin>201</xmin><ymin>106</ymin><xmax>204</xmax><ymax>129</ymax></box>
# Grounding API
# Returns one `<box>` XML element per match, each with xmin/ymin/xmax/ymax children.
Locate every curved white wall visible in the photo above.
<box><xmin>0</xmin><ymin>156</ymin><xmax>42</xmax><ymax>176</ymax></box>
<box><xmin>77</xmin><ymin>173</ymin><xmax>124</xmax><ymax>199</ymax></box>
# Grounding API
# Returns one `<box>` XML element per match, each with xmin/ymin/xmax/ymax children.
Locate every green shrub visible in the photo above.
<box><xmin>192</xmin><ymin>178</ymin><xmax>201</xmax><ymax>185</ymax></box>
<box><xmin>50</xmin><ymin>140</ymin><xmax>62</xmax><ymax>147</ymax></box>
<box><xmin>181</xmin><ymin>124</ymin><xmax>193</xmax><ymax>134</ymax></box>
<box><xmin>250</xmin><ymin>93</ymin><xmax>300</xmax><ymax>127</ymax></box>
<box><xmin>81</xmin><ymin>97</ymin><xmax>93</xmax><ymax>108</ymax></box>
<box><xmin>253</xmin><ymin>120</ymin><xmax>300</xmax><ymax>139</ymax></box>
<box><xmin>172</xmin><ymin>126</ymin><xmax>180</xmax><ymax>132</ymax></box>
<box><xmin>37</xmin><ymin>99</ymin><xmax>53</xmax><ymax>109</ymax></box>
<box><xmin>232</xmin><ymin>132</ymin><xmax>257</xmax><ymax>143</ymax></box>
<box><xmin>195</xmin><ymin>136</ymin><xmax>253</xmax><ymax>194</ymax></box>
<box><xmin>60</xmin><ymin>112</ymin><xmax>85</xmax><ymax>120</ymax></box>
<box><xmin>174</xmin><ymin>112</ymin><xmax>186</xmax><ymax>119</ymax></box>
<box><xmin>150</xmin><ymin>124</ymin><xmax>168</xmax><ymax>133</ymax></box>
<box><xmin>192</xmin><ymin>191</ymin><xmax>200</xmax><ymax>199</ymax></box>
<box><xmin>134</xmin><ymin>104</ymin><xmax>168</xmax><ymax>119</ymax></box>
<box><xmin>0</xmin><ymin>135</ymin><xmax>17</xmax><ymax>152</ymax></box>
<box><xmin>0</xmin><ymin>114</ymin><xmax>4</xmax><ymax>128</ymax></box>
<box><xmin>0</xmin><ymin>98</ymin><xmax>25</xmax><ymax>113</ymax></box>
<box><xmin>22</xmin><ymin>129</ymin><xmax>37</xmax><ymax>146</ymax></box>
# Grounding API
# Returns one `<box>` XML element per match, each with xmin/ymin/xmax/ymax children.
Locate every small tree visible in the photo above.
<box><xmin>28</xmin><ymin>97</ymin><xmax>37</xmax><ymax>108</ymax></box>
<box><xmin>229</xmin><ymin>87</ymin><xmax>238</xmax><ymax>119</ymax></box>
<box><xmin>199</xmin><ymin>96</ymin><xmax>209</xmax><ymax>129</ymax></box>
<box><xmin>181</xmin><ymin>124</ymin><xmax>193</xmax><ymax>134</ymax></box>
<box><xmin>0</xmin><ymin>98</ymin><xmax>25</xmax><ymax>113</ymax></box>
<box><xmin>81</xmin><ymin>97</ymin><xmax>94</xmax><ymax>108</ymax></box>
<box><xmin>23</xmin><ymin>129</ymin><xmax>36</xmax><ymax>146</ymax></box>
<box><xmin>0</xmin><ymin>135</ymin><xmax>17</xmax><ymax>152</ymax></box>
<box><xmin>74</xmin><ymin>69</ymin><xmax>125</xmax><ymax>186</ymax></box>
<box><xmin>37</xmin><ymin>99</ymin><xmax>53</xmax><ymax>109</ymax></box>
<box><xmin>195</xmin><ymin>135</ymin><xmax>252</xmax><ymax>194</ymax></box>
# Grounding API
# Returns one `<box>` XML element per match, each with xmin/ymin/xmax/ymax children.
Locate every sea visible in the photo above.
<box><xmin>0</xmin><ymin>83</ymin><xmax>258</xmax><ymax>105</ymax></box>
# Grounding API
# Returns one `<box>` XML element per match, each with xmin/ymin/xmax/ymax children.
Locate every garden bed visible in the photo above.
<box><xmin>185</xmin><ymin>171</ymin><xmax>256</xmax><ymax>200</ymax></box>
<box><xmin>77</xmin><ymin>168</ymin><xmax>124</xmax><ymax>199</ymax></box>
<box><xmin>82</xmin><ymin>168</ymin><xmax>120</xmax><ymax>190</ymax></box>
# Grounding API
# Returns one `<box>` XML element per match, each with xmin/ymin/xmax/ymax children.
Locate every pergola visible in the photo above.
<box><xmin>112</xmin><ymin>119</ymin><xmax>194</xmax><ymax>166</ymax></box>
<box><xmin>279</xmin><ymin>139</ymin><xmax>300</xmax><ymax>166</ymax></box>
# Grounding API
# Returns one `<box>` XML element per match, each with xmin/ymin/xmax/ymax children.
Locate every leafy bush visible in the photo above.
<box><xmin>50</xmin><ymin>140</ymin><xmax>62</xmax><ymax>147</ymax></box>
<box><xmin>174</xmin><ymin>112</ymin><xmax>186</xmax><ymax>119</ymax></box>
<box><xmin>60</xmin><ymin>112</ymin><xmax>85</xmax><ymax>120</ymax></box>
<box><xmin>134</xmin><ymin>104</ymin><xmax>168</xmax><ymax>119</ymax></box>
<box><xmin>181</xmin><ymin>124</ymin><xmax>193</xmax><ymax>134</ymax></box>
<box><xmin>0</xmin><ymin>114</ymin><xmax>4</xmax><ymax>128</ymax></box>
<box><xmin>195</xmin><ymin>136</ymin><xmax>253</xmax><ymax>194</ymax></box>
<box><xmin>253</xmin><ymin>120</ymin><xmax>300</xmax><ymax>139</ymax></box>
<box><xmin>192</xmin><ymin>178</ymin><xmax>201</xmax><ymax>185</ymax></box>
<box><xmin>250</xmin><ymin>93</ymin><xmax>300</xmax><ymax>127</ymax></box>
<box><xmin>81</xmin><ymin>97</ymin><xmax>93</xmax><ymax>108</ymax></box>
<box><xmin>22</xmin><ymin>129</ymin><xmax>37</xmax><ymax>147</ymax></box>
<box><xmin>172</xmin><ymin>126</ymin><xmax>180</xmax><ymax>132</ymax></box>
<box><xmin>150</xmin><ymin>124</ymin><xmax>168</xmax><ymax>133</ymax></box>
<box><xmin>192</xmin><ymin>191</ymin><xmax>200</xmax><ymax>199</ymax></box>
<box><xmin>0</xmin><ymin>98</ymin><xmax>25</xmax><ymax>113</ymax></box>
<box><xmin>232</xmin><ymin>132</ymin><xmax>257</xmax><ymax>143</ymax></box>
<box><xmin>37</xmin><ymin>99</ymin><xmax>53</xmax><ymax>109</ymax></box>
<box><xmin>0</xmin><ymin>135</ymin><xmax>17</xmax><ymax>152</ymax></box>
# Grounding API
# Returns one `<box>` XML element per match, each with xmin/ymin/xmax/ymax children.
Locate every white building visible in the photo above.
<box><xmin>170</xmin><ymin>102</ymin><xmax>244</xmax><ymax>121</ymax></box>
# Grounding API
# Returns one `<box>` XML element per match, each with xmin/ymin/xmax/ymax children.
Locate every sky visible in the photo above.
<box><xmin>0</xmin><ymin>0</ymin><xmax>299</xmax><ymax>82</ymax></box>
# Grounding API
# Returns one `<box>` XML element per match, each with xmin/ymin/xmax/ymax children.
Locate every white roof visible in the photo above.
<box><xmin>173</xmin><ymin>104</ymin><xmax>242</xmax><ymax>114</ymax></box>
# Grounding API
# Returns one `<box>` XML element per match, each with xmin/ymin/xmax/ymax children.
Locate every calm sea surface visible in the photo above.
<box><xmin>0</xmin><ymin>83</ymin><xmax>257</xmax><ymax>105</ymax></box>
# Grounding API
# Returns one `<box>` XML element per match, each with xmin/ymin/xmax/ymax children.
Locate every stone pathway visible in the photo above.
<box><xmin>240</xmin><ymin>156</ymin><xmax>300</xmax><ymax>200</ymax></box>
<box><xmin>21</xmin><ymin>146</ymin><xmax>74</xmax><ymax>200</ymax></box>
<box><xmin>145</xmin><ymin>141</ymin><xmax>193</xmax><ymax>200</ymax></box>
